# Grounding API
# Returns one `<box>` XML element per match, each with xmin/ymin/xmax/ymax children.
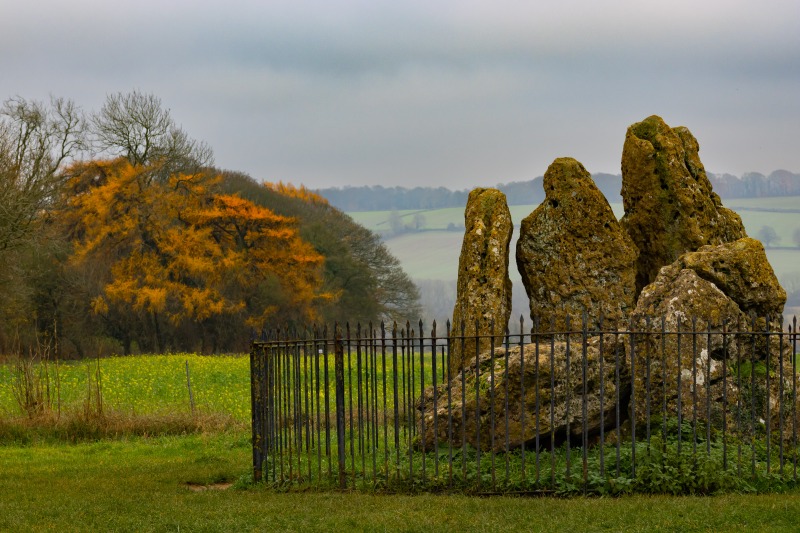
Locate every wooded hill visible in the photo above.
<box><xmin>0</xmin><ymin>92</ymin><xmax>419</xmax><ymax>357</ymax></box>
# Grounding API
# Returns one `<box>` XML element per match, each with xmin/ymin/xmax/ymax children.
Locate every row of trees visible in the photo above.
<box><xmin>0</xmin><ymin>92</ymin><xmax>419</xmax><ymax>356</ymax></box>
<box><xmin>318</xmin><ymin>172</ymin><xmax>800</xmax><ymax>213</ymax></box>
<box><xmin>711</xmin><ymin>171</ymin><xmax>800</xmax><ymax>198</ymax></box>
<box><xmin>319</xmin><ymin>174</ymin><xmax>626</xmax><ymax>212</ymax></box>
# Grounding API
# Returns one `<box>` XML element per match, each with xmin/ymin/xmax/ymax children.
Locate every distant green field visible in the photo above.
<box><xmin>349</xmin><ymin>197</ymin><xmax>800</xmax><ymax>318</ymax></box>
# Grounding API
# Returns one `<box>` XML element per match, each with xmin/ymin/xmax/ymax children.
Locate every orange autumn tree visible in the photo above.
<box><xmin>61</xmin><ymin>158</ymin><xmax>327</xmax><ymax>353</ymax></box>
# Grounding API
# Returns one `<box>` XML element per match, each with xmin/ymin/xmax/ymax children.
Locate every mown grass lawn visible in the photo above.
<box><xmin>2</xmin><ymin>428</ymin><xmax>800</xmax><ymax>532</ymax></box>
<box><xmin>3</xmin><ymin>353</ymin><xmax>800</xmax><ymax>531</ymax></box>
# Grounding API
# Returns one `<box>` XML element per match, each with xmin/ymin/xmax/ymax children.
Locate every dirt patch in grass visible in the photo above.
<box><xmin>185</xmin><ymin>482</ymin><xmax>234</xmax><ymax>492</ymax></box>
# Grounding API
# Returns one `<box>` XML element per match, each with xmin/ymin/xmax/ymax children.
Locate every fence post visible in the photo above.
<box><xmin>334</xmin><ymin>324</ymin><xmax>347</xmax><ymax>489</ymax></box>
<box><xmin>250</xmin><ymin>342</ymin><xmax>265</xmax><ymax>483</ymax></box>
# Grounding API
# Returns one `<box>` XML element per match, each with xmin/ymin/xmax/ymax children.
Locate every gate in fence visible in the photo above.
<box><xmin>250</xmin><ymin>316</ymin><xmax>799</xmax><ymax>494</ymax></box>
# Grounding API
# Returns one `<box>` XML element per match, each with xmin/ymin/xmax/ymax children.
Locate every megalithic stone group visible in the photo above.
<box><xmin>448</xmin><ymin>115</ymin><xmax>789</xmax><ymax>431</ymax></box>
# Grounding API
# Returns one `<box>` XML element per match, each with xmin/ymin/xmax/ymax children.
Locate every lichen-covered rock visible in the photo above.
<box><xmin>516</xmin><ymin>157</ymin><xmax>638</xmax><ymax>332</ymax></box>
<box><xmin>450</xmin><ymin>188</ymin><xmax>513</xmax><ymax>374</ymax></box>
<box><xmin>620</xmin><ymin>115</ymin><xmax>747</xmax><ymax>295</ymax></box>
<box><xmin>631</xmin><ymin>238</ymin><xmax>790</xmax><ymax>431</ymax></box>
<box><xmin>678</xmin><ymin>237</ymin><xmax>786</xmax><ymax>318</ymax></box>
<box><xmin>416</xmin><ymin>336</ymin><xmax>628</xmax><ymax>452</ymax></box>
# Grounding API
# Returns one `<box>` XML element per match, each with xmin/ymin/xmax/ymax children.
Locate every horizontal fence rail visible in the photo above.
<box><xmin>250</xmin><ymin>315</ymin><xmax>800</xmax><ymax>494</ymax></box>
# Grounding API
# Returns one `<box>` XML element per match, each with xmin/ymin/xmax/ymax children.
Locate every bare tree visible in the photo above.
<box><xmin>91</xmin><ymin>91</ymin><xmax>212</xmax><ymax>176</ymax></box>
<box><xmin>0</xmin><ymin>96</ymin><xmax>85</xmax><ymax>252</ymax></box>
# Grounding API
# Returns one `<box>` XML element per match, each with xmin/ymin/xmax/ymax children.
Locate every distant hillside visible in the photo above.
<box><xmin>318</xmin><ymin>170</ymin><xmax>800</xmax><ymax>212</ymax></box>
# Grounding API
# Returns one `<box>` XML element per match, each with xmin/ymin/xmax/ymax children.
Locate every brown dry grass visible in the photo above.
<box><xmin>0</xmin><ymin>409</ymin><xmax>243</xmax><ymax>444</ymax></box>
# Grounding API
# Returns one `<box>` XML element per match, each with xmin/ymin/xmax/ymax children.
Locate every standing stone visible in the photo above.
<box><xmin>516</xmin><ymin>157</ymin><xmax>638</xmax><ymax>332</ymax></box>
<box><xmin>620</xmin><ymin>115</ymin><xmax>747</xmax><ymax>295</ymax></box>
<box><xmin>450</xmin><ymin>188</ymin><xmax>513</xmax><ymax>374</ymax></box>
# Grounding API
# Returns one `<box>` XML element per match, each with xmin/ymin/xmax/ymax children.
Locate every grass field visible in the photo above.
<box><xmin>2</xmin><ymin>432</ymin><xmax>800</xmax><ymax>532</ymax></box>
<box><xmin>349</xmin><ymin>197</ymin><xmax>800</xmax><ymax>319</ymax></box>
<box><xmin>0</xmin><ymin>353</ymin><xmax>251</xmax><ymax>422</ymax></box>
<box><xmin>3</xmin><ymin>353</ymin><xmax>800</xmax><ymax>530</ymax></box>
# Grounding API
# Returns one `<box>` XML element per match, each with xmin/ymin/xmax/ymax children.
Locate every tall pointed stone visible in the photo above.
<box><xmin>516</xmin><ymin>157</ymin><xmax>638</xmax><ymax>332</ymax></box>
<box><xmin>620</xmin><ymin>115</ymin><xmax>747</xmax><ymax>295</ymax></box>
<box><xmin>450</xmin><ymin>188</ymin><xmax>513</xmax><ymax>374</ymax></box>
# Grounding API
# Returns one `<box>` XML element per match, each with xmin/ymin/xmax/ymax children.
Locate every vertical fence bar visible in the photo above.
<box><xmin>250</xmin><ymin>343</ymin><xmax>264</xmax><ymax>482</ymax></box>
<box><xmin>793</xmin><ymin>317</ymin><xmax>798</xmax><ymax>482</ymax></box>
<box><xmin>275</xmin><ymin>331</ymin><xmax>285</xmax><ymax>482</ymax></box>
<box><xmin>765</xmin><ymin>316</ymin><xmax>772</xmax><ymax>476</ymax></box>
<box><xmin>598</xmin><ymin>314</ymin><xmax>605</xmax><ymax>479</ymax></box>
<box><xmin>473</xmin><ymin>319</ymin><xmax>481</xmax><ymax>482</ymax></box>
<box><xmin>645</xmin><ymin>316</ymin><xmax>652</xmax><ymax>455</ymax></box>
<box><xmin>736</xmin><ymin>318</ymin><xmax>742</xmax><ymax>477</ymax></box>
<box><xmin>529</xmin><ymin>316</ymin><xmax>535</xmax><ymax>485</ymax></box>
<box><xmin>381</xmin><ymin>322</ymin><xmax>389</xmax><ymax>478</ymax></box>
<box><xmin>661</xmin><ymin>316</ymin><xmax>667</xmax><ymax>450</ymax></box>
<box><xmin>691</xmin><ymin>317</ymin><xmax>698</xmax><ymax>461</ymax></box>
<box><xmin>371</xmin><ymin>323</ymin><xmax>379</xmax><ymax>483</ymax></box>
<box><xmin>750</xmin><ymin>315</ymin><xmax>757</xmax><ymax>478</ymax></box>
<box><xmin>356</xmin><ymin>324</ymin><xmax>365</xmax><ymax>483</ymax></box>
<box><xmin>419</xmin><ymin>320</ymin><xmax>427</xmax><ymax>482</ymax></box>
<box><xmin>503</xmin><ymin>325</ymin><xmax>511</xmax><ymax>486</ymax></box>
<box><xmin>460</xmin><ymin>320</ymin><xmax>467</xmax><ymax>480</ymax></box>
<box><xmin>565</xmin><ymin>315</ymin><xmax>571</xmax><ymax>480</ymax></box>
<box><xmin>334</xmin><ymin>325</ymin><xmax>347</xmax><ymax>489</ymax></box>
<box><xmin>779</xmin><ymin>318</ymin><xmax>785</xmax><ymax>475</ymax></box>
<box><xmin>581</xmin><ymin>312</ymin><xmax>588</xmax><ymax>493</ymax></box>
<box><xmin>790</xmin><ymin>316</ymin><xmax>797</xmax><ymax>482</ymax></box>
<box><xmin>267</xmin><ymin>334</ymin><xmax>277</xmax><ymax>484</ymax></box>
<box><xmin>392</xmin><ymin>323</ymin><xmax>400</xmax><ymax>475</ymax></box>
<box><xmin>285</xmin><ymin>329</ymin><xmax>294</xmax><ymax>483</ymax></box>
<box><xmin>346</xmin><ymin>324</ymin><xmax>355</xmax><ymax>485</ymax></box>
<box><xmin>489</xmin><ymin>319</ymin><xmax>496</xmax><ymax>492</ymax></box>
<box><xmin>722</xmin><ymin>320</ymin><xmax>729</xmax><ymax>472</ymax></box>
<box><xmin>446</xmin><ymin>320</ymin><xmax>454</xmax><ymax>487</ymax></box>
<box><xmin>294</xmin><ymin>329</ymin><xmax>302</xmax><ymax>480</ymax></box>
<box><xmin>550</xmin><ymin>318</ymin><xmax>557</xmax><ymax>486</ymax></box>
<box><xmin>400</xmin><ymin>328</ymin><xmax>409</xmax><ymax>464</ymax></box>
<box><xmin>432</xmin><ymin>321</ymin><xmax>440</xmax><ymax>479</ymax></box>
<box><xmin>522</xmin><ymin>316</ymin><xmax>531</xmax><ymax>484</ymax></box>
<box><xmin>314</xmin><ymin>328</ymin><xmax>323</xmax><ymax>484</ymax></box>
<box><xmin>303</xmin><ymin>331</ymin><xmax>312</xmax><ymax>482</ymax></box>
<box><xmin>323</xmin><ymin>326</ymin><xmax>333</xmax><ymax>481</ymax></box>
<box><xmin>676</xmin><ymin>320</ymin><xmax>683</xmax><ymax>455</ymax></box>
<box><xmin>706</xmin><ymin>319</ymin><xmax>712</xmax><ymax>457</ymax></box>
<box><xmin>407</xmin><ymin>324</ymin><xmax>415</xmax><ymax>480</ymax></box>
<box><xmin>614</xmin><ymin>324</ymin><xmax>621</xmax><ymax>477</ymax></box>
<box><xmin>629</xmin><ymin>316</ymin><xmax>636</xmax><ymax>478</ymax></box>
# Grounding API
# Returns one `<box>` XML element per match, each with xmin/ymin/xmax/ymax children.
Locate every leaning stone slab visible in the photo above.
<box><xmin>416</xmin><ymin>335</ymin><xmax>628</xmax><ymax>452</ymax></box>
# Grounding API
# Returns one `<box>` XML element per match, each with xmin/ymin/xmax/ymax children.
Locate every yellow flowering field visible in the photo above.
<box><xmin>0</xmin><ymin>354</ymin><xmax>251</xmax><ymax>421</ymax></box>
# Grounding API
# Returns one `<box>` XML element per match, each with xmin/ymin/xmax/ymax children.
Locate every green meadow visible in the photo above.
<box><xmin>0</xmin><ymin>353</ymin><xmax>251</xmax><ymax>423</ymax></box>
<box><xmin>1</xmin><ymin>353</ymin><xmax>800</xmax><ymax>530</ymax></box>
<box><xmin>349</xmin><ymin>197</ymin><xmax>800</xmax><ymax>317</ymax></box>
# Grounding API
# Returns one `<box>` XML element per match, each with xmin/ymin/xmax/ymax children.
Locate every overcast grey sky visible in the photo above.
<box><xmin>1</xmin><ymin>0</ymin><xmax>798</xmax><ymax>189</ymax></box>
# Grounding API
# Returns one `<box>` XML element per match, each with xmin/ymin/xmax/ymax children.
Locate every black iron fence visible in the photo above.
<box><xmin>250</xmin><ymin>315</ymin><xmax>800</xmax><ymax>494</ymax></box>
